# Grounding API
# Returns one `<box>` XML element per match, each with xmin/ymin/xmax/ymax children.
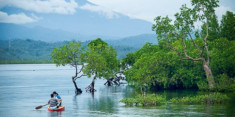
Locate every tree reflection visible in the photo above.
<box><xmin>87</xmin><ymin>94</ymin><xmax>117</xmax><ymax>113</ymax></box>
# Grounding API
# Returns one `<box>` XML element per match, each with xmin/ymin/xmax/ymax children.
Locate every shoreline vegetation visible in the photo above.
<box><xmin>120</xmin><ymin>92</ymin><xmax>230</xmax><ymax>106</ymax></box>
<box><xmin>170</xmin><ymin>92</ymin><xmax>230</xmax><ymax>105</ymax></box>
<box><xmin>120</xmin><ymin>94</ymin><xmax>166</xmax><ymax>106</ymax></box>
<box><xmin>0</xmin><ymin>60</ymin><xmax>52</xmax><ymax>64</ymax></box>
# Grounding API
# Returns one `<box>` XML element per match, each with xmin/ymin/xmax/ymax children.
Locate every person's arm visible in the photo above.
<box><xmin>56</xmin><ymin>99</ymin><xmax>60</xmax><ymax>107</ymax></box>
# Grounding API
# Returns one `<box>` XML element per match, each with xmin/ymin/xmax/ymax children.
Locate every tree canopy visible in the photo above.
<box><xmin>220</xmin><ymin>11</ymin><xmax>235</xmax><ymax>41</ymax></box>
<box><xmin>124</xmin><ymin>0</ymin><xmax>234</xmax><ymax>92</ymax></box>
<box><xmin>51</xmin><ymin>41</ymin><xmax>85</xmax><ymax>94</ymax></box>
<box><xmin>83</xmin><ymin>38</ymin><xmax>119</xmax><ymax>79</ymax></box>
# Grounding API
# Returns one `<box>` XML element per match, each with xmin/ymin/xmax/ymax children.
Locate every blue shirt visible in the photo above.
<box><xmin>56</xmin><ymin>95</ymin><xmax>61</xmax><ymax>99</ymax></box>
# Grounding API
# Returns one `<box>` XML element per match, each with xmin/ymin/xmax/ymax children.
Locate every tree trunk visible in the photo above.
<box><xmin>203</xmin><ymin>61</ymin><xmax>215</xmax><ymax>89</ymax></box>
<box><xmin>72</xmin><ymin>65</ymin><xmax>82</xmax><ymax>95</ymax></box>
<box><xmin>72</xmin><ymin>77</ymin><xmax>82</xmax><ymax>95</ymax></box>
<box><xmin>86</xmin><ymin>75</ymin><xmax>97</xmax><ymax>92</ymax></box>
<box><xmin>90</xmin><ymin>75</ymin><xmax>96</xmax><ymax>92</ymax></box>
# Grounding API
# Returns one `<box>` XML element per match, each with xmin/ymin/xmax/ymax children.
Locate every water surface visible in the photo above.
<box><xmin>0</xmin><ymin>64</ymin><xmax>234</xmax><ymax>117</ymax></box>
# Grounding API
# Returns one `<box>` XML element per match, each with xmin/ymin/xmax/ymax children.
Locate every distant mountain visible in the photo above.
<box><xmin>0</xmin><ymin>23</ymin><xmax>120</xmax><ymax>42</ymax></box>
<box><xmin>107</xmin><ymin>34</ymin><xmax>157</xmax><ymax>49</ymax></box>
<box><xmin>0</xmin><ymin>23</ymin><xmax>158</xmax><ymax>61</ymax></box>
<box><xmin>0</xmin><ymin>23</ymin><xmax>157</xmax><ymax>45</ymax></box>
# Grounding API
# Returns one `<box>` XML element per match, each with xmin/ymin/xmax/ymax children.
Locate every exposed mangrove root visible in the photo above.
<box><xmin>75</xmin><ymin>88</ymin><xmax>82</xmax><ymax>95</ymax></box>
<box><xmin>104</xmin><ymin>72</ymin><xmax>125</xmax><ymax>86</ymax></box>
<box><xmin>86</xmin><ymin>75</ymin><xmax>97</xmax><ymax>92</ymax></box>
<box><xmin>85</xmin><ymin>82</ymin><xmax>96</xmax><ymax>92</ymax></box>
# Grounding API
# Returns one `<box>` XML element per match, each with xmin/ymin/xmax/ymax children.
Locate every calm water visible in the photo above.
<box><xmin>0</xmin><ymin>64</ymin><xmax>234</xmax><ymax>117</ymax></box>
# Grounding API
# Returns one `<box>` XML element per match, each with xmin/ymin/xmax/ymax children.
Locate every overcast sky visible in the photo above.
<box><xmin>0</xmin><ymin>0</ymin><xmax>234</xmax><ymax>37</ymax></box>
<box><xmin>0</xmin><ymin>0</ymin><xmax>234</xmax><ymax>24</ymax></box>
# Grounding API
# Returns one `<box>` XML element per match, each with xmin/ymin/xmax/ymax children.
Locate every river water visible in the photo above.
<box><xmin>0</xmin><ymin>64</ymin><xmax>234</xmax><ymax>117</ymax></box>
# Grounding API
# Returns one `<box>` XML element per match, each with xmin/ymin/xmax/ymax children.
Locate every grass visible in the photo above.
<box><xmin>170</xmin><ymin>92</ymin><xmax>229</xmax><ymax>104</ymax></box>
<box><xmin>120</xmin><ymin>94</ymin><xmax>166</xmax><ymax>106</ymax></box>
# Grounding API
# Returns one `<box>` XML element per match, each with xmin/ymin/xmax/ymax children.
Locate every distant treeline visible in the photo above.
<box><xmin>0</xmin><ymin>39</ymin><xmax>141</xmax><ymax>63</ymax></box>
<box><xmin>0</xmin><ymin>59</ymin><xmax>52</xmax><ymax>64</ymax></box>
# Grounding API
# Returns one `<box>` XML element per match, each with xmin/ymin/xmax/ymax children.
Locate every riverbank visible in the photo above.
<box><xmin>0</xmin><ymin>59</ymin><xmax>52</xmax><ymax>64</ymax></box>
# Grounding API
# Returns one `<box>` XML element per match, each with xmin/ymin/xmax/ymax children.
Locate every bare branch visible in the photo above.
<box><xmin>181</xmin><ymin>33</ymin><xmax>203</xmax><ymax>61</ymax></box>
<box><xmin>182</xmin><ymin>56</ymin><xmax>203</xmax><ymax>61</ymax></box>
<box><xmin>74</xmin><ymin>74</ymin><xmax>87</xmax><ymax>80</ymax></box>
<box><xmin>77</xmin><ymin>64</ymin><xmax>84</xmax><ymax>75</ymax></box>
<box><xmin>201</xmin><ymin>5</ymin><xmax>210</xmax><ymax>64</ymax></box>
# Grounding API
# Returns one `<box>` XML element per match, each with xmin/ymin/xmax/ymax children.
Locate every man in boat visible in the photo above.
<box><xmin>48</xmin><ymin>94</ymin><xmax>60</xmax><ymax>109</ymax></box>
<box><xmin>53</xmin><ymin>91</ymin><xmax>62</xmax><ymax>106</ymax></box>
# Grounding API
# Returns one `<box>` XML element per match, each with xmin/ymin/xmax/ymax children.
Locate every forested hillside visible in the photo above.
<box><xmin>0</xmin><ymin>39</ymin><xmax>65</xmax><ymax>63</ymax></box>
<box><xmin>0</xmin><ymin>35</ymin><xmax>155</xmax><ymax>63</ymax></box>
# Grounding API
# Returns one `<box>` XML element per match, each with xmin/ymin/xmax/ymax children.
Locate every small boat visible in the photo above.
<box><xmin>48</xmin><ymin>106</ymin><xmax>65</xmax><ymax>111</ymax></box>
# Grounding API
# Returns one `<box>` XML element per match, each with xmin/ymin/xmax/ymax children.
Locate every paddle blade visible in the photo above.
<box><xmin>35</xmin><ymin>105</ymin><xmax>43</xmax><ymax>109</ymax></box>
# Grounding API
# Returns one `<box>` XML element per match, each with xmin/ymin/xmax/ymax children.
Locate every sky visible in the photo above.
<box><xmin>0</xmin><ymin>0</ymin><xmax>234</xmax><ymax>37</ymax></box>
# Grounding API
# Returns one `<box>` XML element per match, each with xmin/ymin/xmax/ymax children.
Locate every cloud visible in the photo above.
<box><xmin>84</xmin><ymin>0</ymin><xmax>191</xmax><ymax>23</ymax></box>
<box><xmin>215</xmin><ymin>6</ymin><xmax>235</xmax><ymax>21</ymax></box>
<box><xmin>0</xmin><ymin>0</ymin><xmax>78</xmax><ymax>14</ymax></box>
<box><xmin>0</xmin><ymin>11</ymin><xmax>40</xmax><ymax>24</ymax></box>
<box><xmin>84</xmin><ymin>0</ymin><xmax>234</xmax><ymax>23</ymax></box>
<box><xmin>80</xmin><ymin>4</ymin><xmax>119</xmax><ymax>19</ymax></box>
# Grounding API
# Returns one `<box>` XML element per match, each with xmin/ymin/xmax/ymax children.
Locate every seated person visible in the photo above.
<box><xmin>48</xmin><ymin>94</ymin><xmax>60</xmax><ymax>109</ymax></box>
<box><xmin>53</xmin><ymin>91</ymin><xmax>62</xmax><ymax>106</ymax></box>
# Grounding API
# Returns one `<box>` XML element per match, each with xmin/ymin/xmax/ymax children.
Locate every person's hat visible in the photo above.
<box><xmin>53</xmin><ymin>91</ymin><xmax>58</xmax><ymax>94</ymax></box>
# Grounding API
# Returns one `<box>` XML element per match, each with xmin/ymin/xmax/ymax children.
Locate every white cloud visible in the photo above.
<box><xmin>80</xmin><ymin>4</ymin><xmax>119</xmax><ymax>19</ymax></box>
<box><xmin>84</xmin><ymin>0</ymin><xmax>234</xmax><ymax>23</ymax></box>
<box><xmin>85</xmin><ymin>0</ymin><xmax>191</xmax><ymax>23</ymax></box>
<box><xmin>0</xmin><ymin>0</ymin><xmax>78</xmax><ymax>14</ymax></box>
<box><xmin>0</xmin><ymin>11</ymin><xmax>40</xmax><ymax>24</ymax></box>
<box><xmin>215</xmin><ymin>6</ymin><xmax>234</xmax><ymax>21</ymax></box>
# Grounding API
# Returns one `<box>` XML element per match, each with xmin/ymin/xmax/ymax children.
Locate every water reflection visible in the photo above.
<box><xmin>48</xmin><ymin>111</ymin><xmax>62</xmax><ymax>117</ymax></box>
<box><xmin>72</xmin><ymin>96</ymin><xmax>79</xmax><ymax>110</ymax></box>
<box><xmin>87</xmin><ymin>94</ymin><xmax>117</xmax><ymax>113</ymax></box>
<box><xmin>0</xmin><ymin>64</ymin><xmax>234</xmax><ymax>117</ymax></box>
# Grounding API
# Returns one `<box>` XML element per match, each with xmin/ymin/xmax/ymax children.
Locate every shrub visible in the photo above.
<box><xmin>120</xmin><ymin>94</ymin><xmax>166</xmax><ymax>106</ymax></box>
<box><xmin>170</xmin><ymin>92</ymin><xmax>229</xmax><ymax>104</ymax></box>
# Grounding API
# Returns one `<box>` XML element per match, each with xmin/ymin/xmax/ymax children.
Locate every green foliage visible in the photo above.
<box><xmin>210</xmin><ymin>38</ymin><xmax>235</xmax><ymax>77</ymax></box>
<box><xmin>220</xmin><ymin>11</ymin><xmax>235</xmax><ymax>41</ymax></box>
<box><xmin>121</xmin><ymin>43</ymin><xmax>159</xmax><ymax>70</ymax></box>
<box><xmin>120</xmin><ymin>94</ymin><xmax>166</xmax><ymax>106</ymax></box>
<box><xmin>151</xmin><ymin>0</ymin><xmax>223</xmax><ymax>89</ymax></box>
<box><xmin>197</xmin><ymin>80</ymin><xmax>210</xmax><ymax>91</ymax></box>
<box><xmin>124</xmin><ymin>41</ymin><xmax>204</xmax><ymax>90</ymax></box>
<box><xmin>215</xmin><ymin>74</ymin><xmax>235</xmax><ymax>92</ymax></box>
<box><xmin>0</xmin><ymin>39</ymin><xmax>67</xmax><ymax>62</ymax></box>
<box><xmin>170</xmin><ymin>92</ymin><xmax>229</xmax><ymax>104</ymax></box>
<box><xmin>51</xmin><ymin>41</ymin><xmax>84</xmax><ymax>66</ymax></box>
<box><xmin>83</xmin><ymin>38</ymin><xmax>119</xmax><ymax>79</ymax></box>
<box><xmin>125</xmin><ymin>1</ymin><xmax>235</xmax><ymax>91</ymax></box>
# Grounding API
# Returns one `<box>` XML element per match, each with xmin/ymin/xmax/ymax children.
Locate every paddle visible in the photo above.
<box><xmin>35</xmin><ymin>104</ymin><xmax>48</xmax><ymax>110</ymax></box>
